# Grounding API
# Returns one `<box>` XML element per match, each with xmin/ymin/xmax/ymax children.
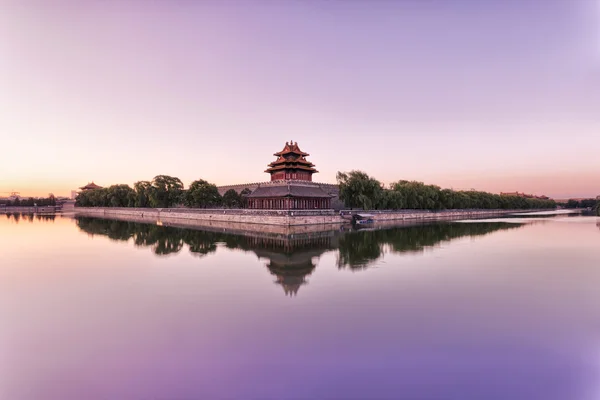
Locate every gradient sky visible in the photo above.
<box><xmin>1</xmin><ymin>0</ymin><xmax>599</xmax><ymax>198</ymax></box>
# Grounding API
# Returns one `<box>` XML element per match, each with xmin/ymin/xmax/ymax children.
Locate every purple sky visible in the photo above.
<box><xmin>1</xmin><ymin>0</ymin><xmax>598</xmax><ymax>198</ymax></box>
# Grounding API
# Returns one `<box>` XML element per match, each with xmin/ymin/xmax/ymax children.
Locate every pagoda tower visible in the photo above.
<box><xmin>245</xmin><ymin>141</ymin><xmax>335</xmax><ymax>210</ymax></box>
<box><xmin>265</xmin><ymin>141</ymin><xmax>318</xmax><ymax>181</ymax></box>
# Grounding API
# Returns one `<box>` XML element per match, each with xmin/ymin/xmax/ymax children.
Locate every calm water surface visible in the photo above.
<box><xmin>2</xmin><ymin>214</ymin><xmax>600</xmax><ymax>400</ymax></box>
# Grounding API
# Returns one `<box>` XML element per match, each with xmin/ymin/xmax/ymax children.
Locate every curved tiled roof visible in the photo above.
<box><xmin>79</xmin><ymin>182</ymin><xmax>103</xmax><ymax>190</ymax></box>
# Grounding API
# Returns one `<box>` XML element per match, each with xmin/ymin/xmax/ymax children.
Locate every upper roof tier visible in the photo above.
<box><xmin>273</xmin><ymin>141</ymin><xmax>309</xmax><ymax>157</ymax></box>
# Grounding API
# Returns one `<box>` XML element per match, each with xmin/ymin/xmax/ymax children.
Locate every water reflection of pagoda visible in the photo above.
<box><xmin>247</xmin><ymin>235</ymin><xmax>336</xmax><ymax>296</ymax></box>
<box><xmin>75</xmin><ymin>216</ymin><xmax>524</xmax><ymax>297</ymax></box>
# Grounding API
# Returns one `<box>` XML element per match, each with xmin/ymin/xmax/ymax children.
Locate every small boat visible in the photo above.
<box><xmin>353</xmin><ymin>213</ymin><xmax>375</xmax><ymax>224</ymax></box>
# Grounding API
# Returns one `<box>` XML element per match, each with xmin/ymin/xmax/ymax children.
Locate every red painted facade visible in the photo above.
<box><xmin>246</xmin><ymin>197</ymin><xmax>331</xmax><ymax>210</ymax></box>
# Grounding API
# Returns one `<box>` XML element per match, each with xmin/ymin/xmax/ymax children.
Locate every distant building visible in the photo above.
<box><xmin>79</xmin><ymin>182</ymin><xmax>103</xmax><ymax>191</ymax></box>
<box><xmin>0</xmin><ymin>191</ymin><xmax>20</xmax><ymax>202</ymax></box>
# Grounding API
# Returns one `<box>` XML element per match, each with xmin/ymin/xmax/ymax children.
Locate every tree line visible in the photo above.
<box><xmin>0</xmin><ymin>194</ymin><xmax>57</xmax><ymax>207</ymax></box>
<box><xmin>75</xmin><ymin>175</ymin><xmax>251</xmax><ymax>208</ymax></box>
<box><xmin>336</xmin><ymin>170</ymin><xmax>557</xmax><ymax>210</ymax></box>
<box><xmin>560</xmin><ymin>198</ymin><xmax>598</xmax><ymax>209</ymax></box>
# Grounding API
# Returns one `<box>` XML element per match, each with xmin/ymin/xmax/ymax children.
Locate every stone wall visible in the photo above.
<box><xmin>75</xmin><ymin>207</ymin><xmax>341</xmax><ymax>226</ymax></box>
<box><xmin>362</xmin><ymin>209</ymin><xmax>532</xmax><ymax>221</ymax></box>
<box><xmin>74</xmin><ymin>207</ymin><xmax>540</xmax><ymax>227</ymax></box>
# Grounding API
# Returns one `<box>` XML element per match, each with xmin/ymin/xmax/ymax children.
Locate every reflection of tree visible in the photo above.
<box><xmin>3</xmin><ymin>213</ymin><xmax>55</xmax><ymax>222</ymax></box>
<box><xmin>336</xmin><ymin>232</ymin><xmax>382</xmax><ymax>270</ymax></box>
<box><xmin>337</xmin><ymin>222</ymin><xmax>523</xmax><ymax>270</ymax></box>
<box><xmin>35</xmin><ymin>214</ymin><xmax>56</xmax><ymax>221</ymax></box>
<box><xmin>74</xmin><ymin>217</ymin><xmax>523</xmax><ymax>295</ymax></box>
<box><xmin>75</xmin><ymin>217</ymin><xmax>334</xmax><ymax>296</ymax></box>
<box><xmin>76</xmin><ymin>217</ymin><xmax>184</xmax><ymax>256</ymax></box>
<box><xmin>76</xmin><ymin>218</ymin><xmax>135</xmax><ymax>242</ymax></box>
<box><xmin>183</xmin><ymin>230</ymin><xmax>218</xmax><ymax>257</ymax></box>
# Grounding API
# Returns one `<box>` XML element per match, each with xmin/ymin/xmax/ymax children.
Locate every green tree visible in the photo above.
<box><xmin>566</xmin><ymin>199</ymin><xmax>579</xmax><ymax>209</ymax></box>
<box><xmin>390</xmin><ymin>181</ymin><xmax>442</xmax><ymax>210</ymax></box>
<box><xmin>378</xmin><ymin>189</ymin><xmax>405</xmax><ymax>210</ymax></box>
<box><xmin>336</xmin><ymin>170</ymin><xmax>383</xmax><ymax>210</ymax></box>
<box><xmin>579</xmin><ymin>198</ymin><xmax>597</xmax><ymax>209</ymax></box>
<box><xmin>185</xmin><ymin>179</ymin><xmax>222</xmax><ymax>208</ymax></box>
<box><xmin>149</xmin><ymin>175</ymin><xmax>184</xmax><ymax>208</ymax></box>
<box><xmin>240</xmin><ymin>188</ymin><xmax>252</xmax><ymax>207</ymax></box>
<box><xmin>134</xmin><ymin>181</ymin><xmax>154</xmax><ymax>208</ymax></box>
<box><xmin>107</xmin><ymin>184</ymin><xmax>136</xmax><ymax>207</ymax></box>
<box><xmin>222</xmin><ymin>189</ymin><xmax>242</xmax><ymax>208</ymax></box>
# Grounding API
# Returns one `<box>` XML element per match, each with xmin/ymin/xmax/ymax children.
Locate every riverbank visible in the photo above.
<box><xmin>73</xmin><ymin>207</ymin><xmax>550</xmax><ymax>227</ymax></box>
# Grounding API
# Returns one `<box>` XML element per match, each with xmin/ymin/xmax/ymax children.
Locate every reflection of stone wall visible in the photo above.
<box><xmin>73</xmin><ymin>210</ymin><xmax>344</xmax><ymax>235</ymax></box>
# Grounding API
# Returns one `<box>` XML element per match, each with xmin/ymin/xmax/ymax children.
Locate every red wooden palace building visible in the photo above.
<box><xmin>246</xmin><ymin>142</ymin><xmax>333</xmax><ymax>210</ymax></box>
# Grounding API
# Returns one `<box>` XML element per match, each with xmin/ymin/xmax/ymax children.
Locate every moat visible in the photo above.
<box><xmin>2</xmin><ymin>213</ymin><xmax>600</xmax><ymax>400</ymax></box>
